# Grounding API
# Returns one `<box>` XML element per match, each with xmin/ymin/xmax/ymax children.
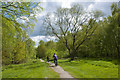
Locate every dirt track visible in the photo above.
<box><xmin>48</xmin><ymin>62</ymin><xmax>74</xmax><ymax>78</ymax></box>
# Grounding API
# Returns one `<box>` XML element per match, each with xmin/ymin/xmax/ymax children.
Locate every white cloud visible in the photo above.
<box><xmin>94</xmin><ymin>0</ymin><xmax>118</xmax><ymax>2</ymax></box>
<box><xmin>30</xmin><ymin>35</ymin><xmax>57</xmax><ymax>47</ymax></box>
<box><xmin>20</xmin><ymin>16</ymin><xmax>29</xmax><ymax>21</ymax></box>
<box><xmin>16</xmin><ymin>16</ymin><xmax>29</xmax><ymax>24</ymax></box>
<box><xmin>32</xmin><ymin>3</ymin><xmax>45</xmax><ymax>19</ymax></box>
<box><xmin>1</xmin><ymin>0</ymin><xmax>119</xmax><ymax>2</ymax></box>
<box><xmin>41</xmin><ymin>0</ymin><xmax>47</xmax><ymax>2</ymax></box>
<box><xmin>35</xmin><ymin>12</ymin><xmax>46</xmax><ymax>19</ymax></box>
<box><xmin>87</xmin><ymin>4</ymin><xmax>94</xmax><ymax>11</ymax></box>
<box><xmin>86</xmin><ymin>0</ymin><xmax>114</xmax><ymax>15</ymax></box>
<box><xmin>39</xmin><ymin>0</ymin><xmax>118</xmax><ymax>2</ymax></box>
<box><xmin>94</xmin><ymin>0</ymin><xmax>102</xmax><ymax>2</ymax></box>
<box><xmin>99</xmin><ymin>17</ymin><xmax>103</xmax><ymax>20</ymax></box>
<box><xmin>61</xmin><ymin>1</ymin><xmax>71</xmax><ymax>8</ymax></box>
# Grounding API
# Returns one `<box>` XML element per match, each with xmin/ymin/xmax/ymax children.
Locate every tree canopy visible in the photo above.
<box><xmin>1</xmin><ymin>2</ymin><xmax>42</xmax><ymax>65</ymax></box>
<box><xmin>43</xmin><ymin>4</ymin><xmax>103</xmax><ymax>60</ymax></box>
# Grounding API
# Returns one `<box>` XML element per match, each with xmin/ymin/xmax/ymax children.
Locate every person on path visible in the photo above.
<box><xmin>53</xmin><ymin>53</ymin><xmax>58</xmax><ymax>66</ymax></box>
<box><xmin>47</xmin><ymin>56</ymin><xmax>49</xmax><ymax>62</ymax></box>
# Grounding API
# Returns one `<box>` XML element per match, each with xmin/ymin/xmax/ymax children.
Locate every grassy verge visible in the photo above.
<box><xmin>58</xmin><ymin>58</ymin><xmax>118</xmax><ymax>78</ymax></box>
<box><xmin>2</xmin><ymin>59</ymin><xmax>59</xmax><ymax>78</ymax></box>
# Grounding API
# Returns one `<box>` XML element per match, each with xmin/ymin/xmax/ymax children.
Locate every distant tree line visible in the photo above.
<box><xmin>36</xmin><ymin>40</ymin><xmax>68</xmax><ymax>60</ymax></box>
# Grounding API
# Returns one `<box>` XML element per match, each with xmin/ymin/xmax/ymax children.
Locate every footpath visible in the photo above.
<box><xmin>40</xmin><ymin>59</ymin><xmax>74</xmax><ymax>78</ymax></box>
<box><xmin>47</xmin><ymin>62</ymin><xmax>73</xmax><ymax>78</ymax></box>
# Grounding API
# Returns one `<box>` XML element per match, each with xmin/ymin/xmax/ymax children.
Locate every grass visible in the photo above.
<box><xmin>2</xmin><ymin>59</ymin><xmax>59</xmax><ymax>78</ymax></box>
<box><xmin>58</xmin><ymin>58</ymin><xmax>118</xmax><ymax>78</ymax></box>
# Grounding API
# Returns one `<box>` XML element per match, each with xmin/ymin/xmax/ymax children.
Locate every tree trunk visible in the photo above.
<box><xmin>69</xmin><ymin>49</ymin><xmax>77</xmax><ymax>61</ymax></box>
<box><xmin>117</xmin><ymin>46</ymin><xmax>120</xmax><ymax>60</ymax></box>
<box><xmin>70</xmin><ymin>53</ymin><xmax>75</xmax><ymax>60</ymax></box>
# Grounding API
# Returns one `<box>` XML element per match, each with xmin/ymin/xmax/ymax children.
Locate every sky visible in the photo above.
<box><xmin>16</xmin><ymin>0</ymin><xmax>119</xmax><ymax>47</ymax></box>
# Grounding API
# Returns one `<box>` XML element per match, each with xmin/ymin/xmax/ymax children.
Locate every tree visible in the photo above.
<box><xmin>43</xmin><ymin>4</ymin><xmax>103</xmax><ymax>60</ymax></box>
<box><xmin>45</xmin><ymin>40</ymin><xmax>56</xmax><ymax>50</ymax></box>
<box><xmin>1</xmin><ymin>2</ymin><xmax>41</xmax><ymax>20</ymax></box>
<box><xmin>25</xmin><ymin>38</ymin><xmax>36</xmax><ymax>60</ymax></box>
<box><xmin>13</xmin><ymin>41</ymin><xmax>26</xmax><ymax>64</ymax></box>
<box><xmin>101</xmin><ymin>3</ymin><xmax>120</xmax><ymax>59</ymax></box>
<box><xmin>77</xmin><ymin>3</ymin><xmax>120</xmax><ymax>59</ymax></box>
<box><xmin>1</xmin><ymin>2</ymin><xmax>42</xmax><ymax>65</ymax></box>
<box><xmin>56</xmin><ymin>39</ymin><xmax>68</xmax><ymax>58</ymax></box>
<box><xmin>110</xmin><ymin>3</ymin><xmax>120</xmax><ymax>58</ymax></box>
<box><xmin>2</xmin><ymin>17</ymin><xmax>34</xmax><ymax>64</ymax></box>
<box><xmin>2</xmin><ymin>17</ymin><xmax>16</xmax><ymax>64</ymax></box>
<box><xmin>36</xmin><ymin>40</ymin><xmax>47</xmax><ymax>58</ymax></box>
<box><xmin>1</xmin><ymin>2</ymin><xmax>42</xmax><ymax>34</ymax></box>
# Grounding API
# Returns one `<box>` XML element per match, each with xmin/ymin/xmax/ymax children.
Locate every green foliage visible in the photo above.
<box><xmin>36</xmin><ymin>40</ymin><xmax>69</xmax><ymax>59</ymax></box>
<box><xmin>46</xmin><ymin>49</ymin><xmax>57</xmax><ymax>60</ymax></box>
<box><xmin>45</xmin><ymin>40</ymin><xmax>56</xmax><ymax>49</ymax></box>
<box><xmin>36</xmin><ymin>40</ymin><xmax>47</xmax><ymax>58</ymax></box>
<box><xmin>2</xmin><ymin>16</ymin><xmax>36</xmax><ymax>65</ymax></box>
<box><xmin>36</xmin><ymin>3</ymin><xmax>119</xmax><ymax>60</ymax></box>
<box><xmin>44</xmin><ymin>4</ymin><xmax>103</xmax><ymax>60</ymax></box>
<box><xmin>2</xmin><ymin>17</ymin><xmax>16</xmax><ymax>65</ymax></box>
<box><xmin>1</xmin><ymin>2</ymin><xmax>40</xmax><ymax>20</ymax></box>
<box><xmin>2</xmin><ymin>2</ymin><xmax>41</xmax><ymax>65</ymax></box>
<box><xmin>2</xmin><ymin>2</ymin><xmax>119</xmax><ymax>65</ymax></box>
<box><xmin>1</xmin><ymin>2</ymin><xmax>42</xmax><ymax>35</ymax></box>
<box><xmin>25</xmin><ymin>38</ymin><xmax>36</xmax><ymax>60</ymax></box>
<box><xmin>56</xmin><ymin>40</ymin><xmax>68</xmax><ymax>58</ymax></box>
<box><xmin>13</xmin><ymin>41</ymin><xmax>26</xmax><ymax>64</ymax></box>
<box><xmin>72</xmin><ymin>3</ymin><xmax>119</xmax><ymax>59</ymax></box>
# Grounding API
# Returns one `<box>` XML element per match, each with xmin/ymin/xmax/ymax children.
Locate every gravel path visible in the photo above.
<box><xmin>47</xmin><ymin>62</ymin><xmax>74</xmax><ymax>78</ymax></box>
<box><xmin>40</xmin><ymin>59</ymin><xmax>77</xmax><ymax>79</ymax></box>
<box><xmin>40</xmin><ymin>59</ymin><xmax>44</xmax><ymax>62</ymax></box>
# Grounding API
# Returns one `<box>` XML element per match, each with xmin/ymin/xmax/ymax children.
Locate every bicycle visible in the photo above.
<box><xmin>54</xmin><ymin>60</ymin><xmax>58</xmax><ymax>66</ymax></box>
